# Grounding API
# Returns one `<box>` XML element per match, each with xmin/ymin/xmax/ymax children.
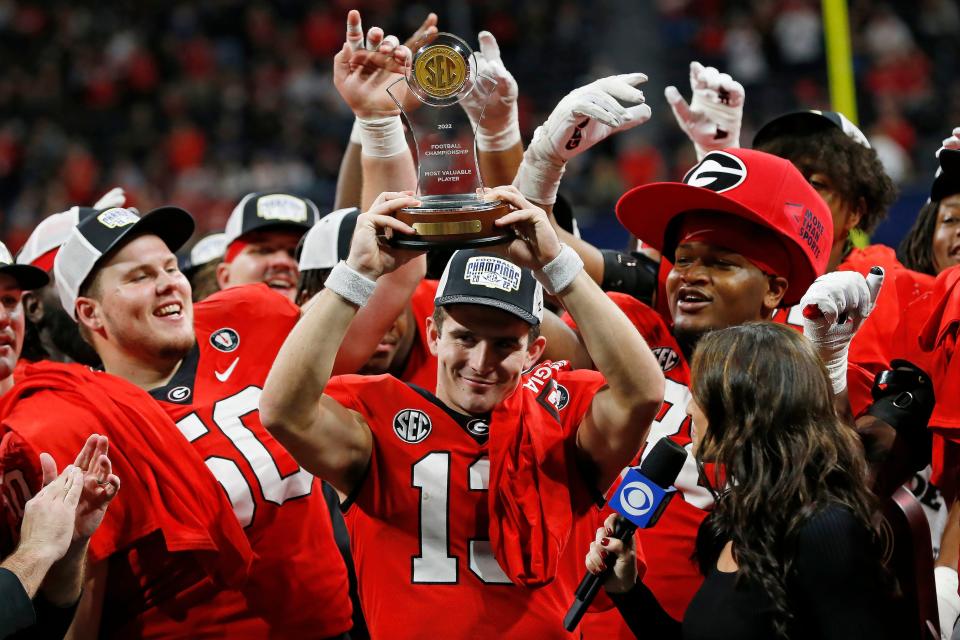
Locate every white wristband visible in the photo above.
<box><xmin>513</xmin><ymin>156</ymin><xmax>565</xmax><ymax>205</ymax></box>
<box><xmin>474</xmin><ymin>104</ymin><xmax>522</xmax><ymax>152</ymax></box>
<box><xmin>349</xmin><ymin>118</ymin><xmax>362</xmax><ymax>145</ymax></box>
<box><xmin>534</xmin><ymin>244</ymin><xmax>583</xmax><ymax>295</ymax></box>
<box><xmin>325</xmin><ymin>261</ymin><xmax>376</xmax><ymax>307</ymax></box>
<box><xmin>357</xmin><ymin>116</ymin><xmax>407</xmax><ymax>158</ymax></box>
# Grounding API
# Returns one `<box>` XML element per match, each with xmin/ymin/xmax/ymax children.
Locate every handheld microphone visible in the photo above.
<box><xmin>563</xmin><ymin>437</ymin><xmax>688</xmax><ymax>632</ymax></box>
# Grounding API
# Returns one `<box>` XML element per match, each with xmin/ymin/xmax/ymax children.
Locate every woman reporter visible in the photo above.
<box><xmin>586</xmin><ymin>322</ymin><xmax>893</xmax><ymax>639</ymax></box>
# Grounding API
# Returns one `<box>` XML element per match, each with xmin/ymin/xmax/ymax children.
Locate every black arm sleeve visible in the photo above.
<box><xmin>608</xmin><ymin>579</ymin><xmax>683</xmax><ymax>639</ymax></box>
<box><xmin>599</xmin><ymin>250</ymin><xmax>659</xmax><ymax>305</ymax></box>
<box><xmin>0</xmin><ymin>568</ymin><xmax>36</xmax><ymax>639</ymax></box>
<box><xmin>792</xmin><ymin>506</ymin><xmax>893</xmax><ymax>640</ymax></box>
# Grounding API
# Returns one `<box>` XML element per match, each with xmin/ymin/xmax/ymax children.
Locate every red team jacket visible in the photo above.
<box><xmin>147</xmin><ymin>284</ymin><xmax>352</xmax><ymax>638</ymax></box>
<box><xmin>0</xmin><ymin>361</ymin><xmax>258</xmax><ymax>638</ymax></box>
<box><xmin>325</xmin><ymin>361</ymin><xmax>606</xmax><ymax>639</ymax></box>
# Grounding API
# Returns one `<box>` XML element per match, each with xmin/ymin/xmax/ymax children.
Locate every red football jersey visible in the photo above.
<box><xmin>0</xmin><ymin>362</ymin><xmax>258</xmax><ymax>639</ymax></box>
<box><xmin>398</xmin><ymin>279</ymin><xmax>440</xmax><ymax>389</ymax></box>
<box><xmin>149</xmin><ymin>284</ymin><xmax>352</xmax><ymax>637</ymax></box>
<box><xmin>326</xmin><ymin>363</ymin><xmax>605</xmax><ymax>639</ymax></box>
<box><xmin>567</xmin><ymin>293</ymin><xmax>708</xmax><ymax>625</ymax></box>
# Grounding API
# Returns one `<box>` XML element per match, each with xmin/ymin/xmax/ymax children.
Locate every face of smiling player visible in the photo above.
<box><xmin>217</xmin><ymin>229</ymin><xmax>303</xmax><ymax>302</ymax></box>
<box><xmin>665</xmin><ymin>241</ymin><xmax>787</xmax><ymax>350</ymax></box>
<box><xmin>77</xmin><ymin>234</ymin><xmax>195</xmax><ymax>370</ymax></box>
<box><xmin>427</xmin><ymin>304</ymin><xmax>545</xmax><ymax>417</ymax></box>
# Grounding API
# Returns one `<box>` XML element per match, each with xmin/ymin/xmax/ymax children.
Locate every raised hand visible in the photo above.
<box><xmin>404</xmin><ymin>12</ymin><xmax>439</xmax><ymax>50</ymax></box>
<box><xmin>515</xmin><ymin>73</ymin><xmax>650</xmax><ymax>204</ymax></box>
<box><xmin>938</xmin><ymin>126</ymin><xmax>960</xmax><ymax>157</ymax></box>
<box><xmin>665</xmin><ymin>61</ymin><xmax>744</xmax><ymax>161</ymax></box>
<box><xmin>800</xmin><ymin>267</ymin><xmax>884</xmax><ymax>394</ymax></box>
<box><xmin>56</xmin><ymin>433</ymin><xmax>121</xmax><ymax>542</ymax></box>
<box><xmin>488</xmin><ymin>185</ymin><xmax>562</xmax><ymax>270</ymax></box>
<box><xmin>335</xmin><ymin>10</ymin><xmax>413</xmax><ymax>119</ymax></box>
<box><xmin>19</xmin><ymin>461</ymin><xmax>83</xmax><ymax>563</ymax></box>
<box><xmin>346</xmin><ymin>191</ymin><xmax>422</xmax><ymax>280</ymax></box>
<box><xmin>460</xmin><ymin>31</ymin><xmax>520</xmax><ymax>151</ymax></box>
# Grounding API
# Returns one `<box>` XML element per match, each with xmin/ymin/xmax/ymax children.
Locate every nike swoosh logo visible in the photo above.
<box><xmin>215</xmin><ymin>357</ymin><xmax>240</xmax><ymax>383</ymax></box>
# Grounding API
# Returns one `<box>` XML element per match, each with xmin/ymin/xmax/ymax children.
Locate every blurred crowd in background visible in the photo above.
<box><xmin>0</xmin><ymin>0</ymin><xmax>957</xmax><ymax>251</ymax></box>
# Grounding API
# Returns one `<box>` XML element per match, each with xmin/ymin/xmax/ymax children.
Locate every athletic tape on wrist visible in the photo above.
<box><xmin>534</xmin><ymin>244</ymin><xmax>584</xmax><ymax>295</ymax></box>
<box><xmin>325</xmin><ymin>261</ymin><xmax>377</xmax><ymax>307</ymax></box>
<box><xmin>474</xmin><ymin>105</ymin><xmax>521</xmax><ymax>152</ymax></box>
<box><xmin>476</xmin><ymin>124</ymin><xmax>522</xmax><ymax>152</ymax></box>
<box><xmin>349</xmin><ymin>118</ymin><xmax>362</xmax><ymax>145</ymax></box>
<box><xmin>357</xmin><ymin>115</ymin><xmax>407</xmax><ymax>158</ymax></box>
<box><xmin>513</xmin><ymin>157</ymin><xmax>565</xmax><ymax>205</ymax></box>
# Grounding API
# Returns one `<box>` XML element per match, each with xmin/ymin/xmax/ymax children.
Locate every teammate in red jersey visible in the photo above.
<box><xmin>261</xmin><ymin>184</ymin><xmax>665</xmax><ymax>639</ymax></box>
<box><xmin>600</xmin><ymin>148</ymin><xmax>834</xmax><ymax>621</ymax></box>
<box><xmin>47</xmin><ymin>204</ymin><xmax>352</xmax><ymax>638</ymax></box>
<box><xmin>215</xmin><ymin>192</ymin><xmax>320</xmax><ymax>303</ymax></box>
<box><xmin>1</xmin><ymin>208</ymin><xmax>260</xmax><ymax>638</ymax></box>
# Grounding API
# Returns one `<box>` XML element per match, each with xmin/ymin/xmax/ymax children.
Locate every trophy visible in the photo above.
<box><xmin>387</xmin><ymin>33</ymin><xmax>513</xmax><ymax>248</ymax></box>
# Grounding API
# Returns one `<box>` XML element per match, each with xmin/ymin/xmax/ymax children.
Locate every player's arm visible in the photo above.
<box><xmin>333</xmin><ymin>14</ymin><xmax>438</xmax><ymax>210</ymax></box>
<box><xmin>262</xmin><ymin>193</ymin><xmax>422</xmax><ymax>495</ymax></box>
<box><xmin>329</xmin><ymin>255</ymin><xmax>426</xmax><ymax>375</ymax></box>
<box><xmin>63</xmin><ymin>561</ymin><xmax>106</xmax><ymax>640</ymax></box>
<box><xmin>488</xmin><ymin>186</ymin><xmax>665</xmax><ymax>493</ymax></box>
<box><xmin>513</xmin><ymin>73</ymin><xmax>651</xmax><ymax>287</ymax></box>
<box><xmin>333</xmin><ymin>10</ymin><xmax>417</xmax><ymax>210</ymax></box>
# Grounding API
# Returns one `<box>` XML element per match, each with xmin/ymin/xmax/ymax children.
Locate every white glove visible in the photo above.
<box><xmin>665</xmin><ymin>61</ymin><xmax>744</xmax><ymax>161</ymax></box>
<box><xmin>459</xmin><ymin>31</ymin><xmax>520</xmax><ymax>152</ymax></box>
<box><xmin>937</xmin><ymin>126</ymin><xmax>960</xmax><ymax>157</ymax></box>
<box><xmin>799</xmin><ymin>268</ymin><xmax>884</xmax><ymax>395</ymax></box>
<box><xmin>93</xmin><ymin>186</ymin><xmax>126</xmax><ymax>210</ymax></box>
<box><xmin>936</xmin><ymin>566</ymin><xmax>960</xmax><ymax>640</ymax></box>
<box><xmin>514</xmin><ymin>73</ymin><xmax>651</xmax><ymax>204</ymax></box>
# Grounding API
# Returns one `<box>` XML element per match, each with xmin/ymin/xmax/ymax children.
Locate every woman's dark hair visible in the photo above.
<box><xmin>755</xmin><ymin>127</ymin><xmax>897</xmax><ymax>235</ymax></box>
<box><xmin>898</xmin><ymin>199</ymin><xmax>940</xmax><ymax>275</ymax></box>
<box><xmin>690</xmin><ymin>322</ymin><xmax>876</xmax><ymax>637</ymax></box>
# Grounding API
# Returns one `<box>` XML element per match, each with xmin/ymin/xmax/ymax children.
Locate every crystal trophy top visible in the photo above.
<box><xmin>387</xmin><ymin>33</ymin><xmax>513</xmax><ymax>248</ymax></box>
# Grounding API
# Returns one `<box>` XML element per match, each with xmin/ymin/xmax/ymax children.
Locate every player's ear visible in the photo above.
<box><xmin>75</xmin><ymin>296</ymin><xmax>102</xmax><ymax>332</ymax></box>
<box><xmin>525</xmin><ymin>334</ymin><xmax>547</xmax><ymax>369</ymax></box>
<box><xmin>762</xmin><ymin>275</ymin><xmax>788</xmax><ymax>316</ymax></box>
<box><xmin>425</xmin><ymin>314</ymin><xmax>440</xmax><ymax>356</ymax></box>
<box><xmin>22</xmin><ymin>291</ymin><xmax>43</xmax><ymax>324</ymax></box>
<box><xmin>215</xmin><ymin>262</ymin><xmax>231</xmax><ymax>289</ymax></box>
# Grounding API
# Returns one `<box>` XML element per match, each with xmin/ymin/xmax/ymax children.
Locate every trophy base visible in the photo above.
<box><xmin>391</xmin><ymin>198</ymin><xmax>514</xmax><ymax>249</ymax></box>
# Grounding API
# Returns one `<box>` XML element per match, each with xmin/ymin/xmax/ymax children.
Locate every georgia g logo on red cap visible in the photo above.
<box><xmin>683</xmin><ymin>151</ymin><xmax>747</xmax><ymax>193</ymax></box>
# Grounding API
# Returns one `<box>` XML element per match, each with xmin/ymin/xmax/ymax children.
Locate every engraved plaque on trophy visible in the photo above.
<box><xmin>387</xmin><ymin>33</ymin><xmax>512</xmax><ymax>248</ymax></box>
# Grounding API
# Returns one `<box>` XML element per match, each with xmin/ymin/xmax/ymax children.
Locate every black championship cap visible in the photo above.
<box><xmin>753</xmin><ymin>109</ymin><xmax>871</xmax><ymax>150</ymax></box>
<box><xmin>0</xmin><ymin>241</ymin><xmax>48</xmax><ymax>290</ymax></box>
<box><xmin>224</xmin><ymin>192</ymin><xmax>320</xmax><ymax>246</ymax></box>
<box><xmin>55</xmin><ymin>206</ymin><xmax>195</xmax><ymax>319</ymax></box>
<box><xmin>435</xmin><ymin>250</ymin><xmax>544</xmax><ymax>325</ymax></box>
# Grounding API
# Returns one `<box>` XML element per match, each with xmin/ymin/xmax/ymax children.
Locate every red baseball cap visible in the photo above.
<box><xmin>616</xmin><ymin>148</ymin><xmax>833</xmax><ymax>305</ymax></box>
